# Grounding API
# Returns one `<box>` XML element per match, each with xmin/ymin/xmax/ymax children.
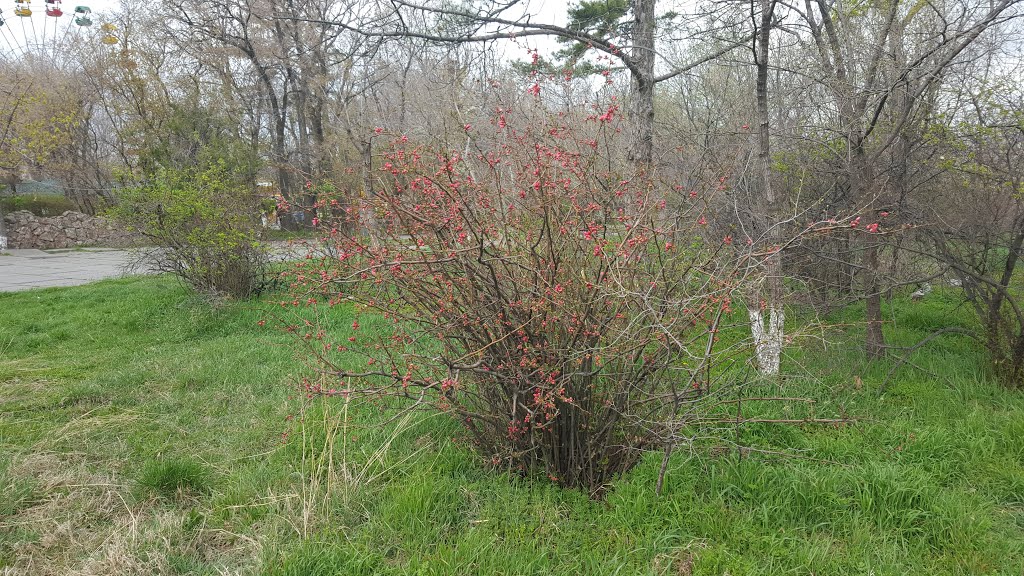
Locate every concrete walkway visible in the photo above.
<box><xmin>0</xmin><ymin>248</ymin><xmax>138</xmax><ymax>292</ymax></box>
<box><xmin>0</xmin><ymin>242</ymin><xmax>306</xmax><ymax>292</ymax></box>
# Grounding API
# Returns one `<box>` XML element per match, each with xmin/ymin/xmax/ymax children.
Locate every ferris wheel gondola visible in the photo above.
<box><xmin>0</xmin><ymin>2</ymin><xmax>118</xmax><ymax>62</ymax></box>
<box><xmin>100</xmin><ymin>21</ymin><xmax>116</xmax><ymax>44</ymax></box>
<box><xmin>74</xmin><ymin>5</ymin><xmax>90</xmax><ymax>26</ymax></box>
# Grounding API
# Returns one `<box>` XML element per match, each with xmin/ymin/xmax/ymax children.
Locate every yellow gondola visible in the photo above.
<box><xmin>99</xmin><ymin>21</ymin><xmax>118</xmax><ymax>44</ymax></box>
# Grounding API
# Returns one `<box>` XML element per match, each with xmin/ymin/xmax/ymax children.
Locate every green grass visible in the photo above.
<box><xmin>138</xmin><ymin>458</ymin><xmax>214</xmax><ymax>500</ymax></box>
<box><xmin>263</xmin><ymin>228</ymin><xmax>320</xmax><ymax>242</ymax></box>
<box><xmin>1</xmin><ymin>277</ymin><xmax>1022</xmax><ymax>574</ymax></box>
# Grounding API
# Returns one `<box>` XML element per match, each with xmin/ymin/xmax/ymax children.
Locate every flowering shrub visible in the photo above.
<box><xmin>281</xmin><ymin>105</ymin><xmax>745</xmax><ymax>492</ymax></box>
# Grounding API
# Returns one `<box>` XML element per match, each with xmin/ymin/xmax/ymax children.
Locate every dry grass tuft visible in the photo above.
<box><xmin>2</xmin><ymin>453</ymin><xmax>257</xmax><ymax>575</ymax></box>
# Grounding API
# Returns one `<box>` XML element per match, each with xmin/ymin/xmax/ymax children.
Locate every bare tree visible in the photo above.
<box><xmin>294</xmin><ymin>0</ymin><xmax>750</xmax><ymax>171</ymax></box>
<box><xmin>920</xmin><ymin>74</ymin><xmax>1024</xmax><ymax>385</ymax></box>
<box><xmin>796</xmin><ymin>0</ymin><xmax>1022</xmax><ymax>359</ymax></box>
<box><xmin>164</xmin><ymin>0</ymin><xmax>376</xmax><ymax>226</ymax></box>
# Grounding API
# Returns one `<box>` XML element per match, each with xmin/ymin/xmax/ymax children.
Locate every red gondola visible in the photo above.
<box><xmin>46</xmin><ymin>0</ymin><xmax>64</xmax><ymax>18</ymax></box>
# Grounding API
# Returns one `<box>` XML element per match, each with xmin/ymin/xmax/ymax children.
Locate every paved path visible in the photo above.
<box><xmin>0</xmin><ymin>242</ymin><xmax>305</xmax><ymax>292</ymax></box>
<box><xmin>0</xmin><ymin>248</ymin><xmax>138</xmax><ymax>292</ymax></box>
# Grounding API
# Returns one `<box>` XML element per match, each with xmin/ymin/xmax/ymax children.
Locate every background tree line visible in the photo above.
<box><xmin>2</xmin><ymin>0</ymin><xmax>1022</xmax><ymax>382</ymax></box>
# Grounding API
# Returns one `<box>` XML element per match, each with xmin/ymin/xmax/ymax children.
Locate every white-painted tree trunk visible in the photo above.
<box><xmin>749</xmin><ymin>0</ymin><xmax>784</xmax><ymax>377</ymax></box>
<box><xmin>748</xmin><ymin>304</ymin><xmax>783</xmax><ymax>375</ymax></box>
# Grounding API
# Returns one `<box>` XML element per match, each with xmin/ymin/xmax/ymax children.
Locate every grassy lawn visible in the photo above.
<box><xmin>1</xmin><ymin>277</ymin><xmax>1022</xmax><ymax>574</ymax></box>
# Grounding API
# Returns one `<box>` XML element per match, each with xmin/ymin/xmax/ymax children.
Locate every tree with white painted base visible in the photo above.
<box><xmin>747</xmin><ymin>0</ymin><xmax>784</xmax><ymax>376</ymax></box>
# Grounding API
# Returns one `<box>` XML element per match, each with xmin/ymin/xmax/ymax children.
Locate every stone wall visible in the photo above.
<box><xmin>2</xmin><ymin>210</ymin><xmax>138</xmax><ymax>250</ymax></box>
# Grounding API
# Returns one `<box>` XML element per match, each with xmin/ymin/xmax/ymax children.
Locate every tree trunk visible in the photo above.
<box><xmin>749</xmin><ymin>304</ymin><xmax>783</xmax><ymax>374</ymax></box>
<box><xmin>0</xmin><ymin>205</ymin><xmax>7</xmax><ymax>251</ymax></box>
<box><xmin>360</xmin><ymin>139</ymin><xmax>378</xmax><ymax>242</ymax></box>
<box><xmin>990</xmin><ymin>228</ymin><xmax>1024</xmax><ymax>384</ymax></box>
<box><xmin>848</xmin><ymin>144</ymin><xmax>886</xmax><ymax>359</ymax></box>
<box><xmin>627</xmin><ymin>0</ymin><xmax>656</xmax><ymax>171</ymax></box>
<box><xmin>864</xmin><ymin>243</ymin><xmax>885</xmax><ymax>359</ymax></box>
<box><xmin>748</xmin><ymin>0</ymin><xmax>784</xmax><ymax>376</ymax></box>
